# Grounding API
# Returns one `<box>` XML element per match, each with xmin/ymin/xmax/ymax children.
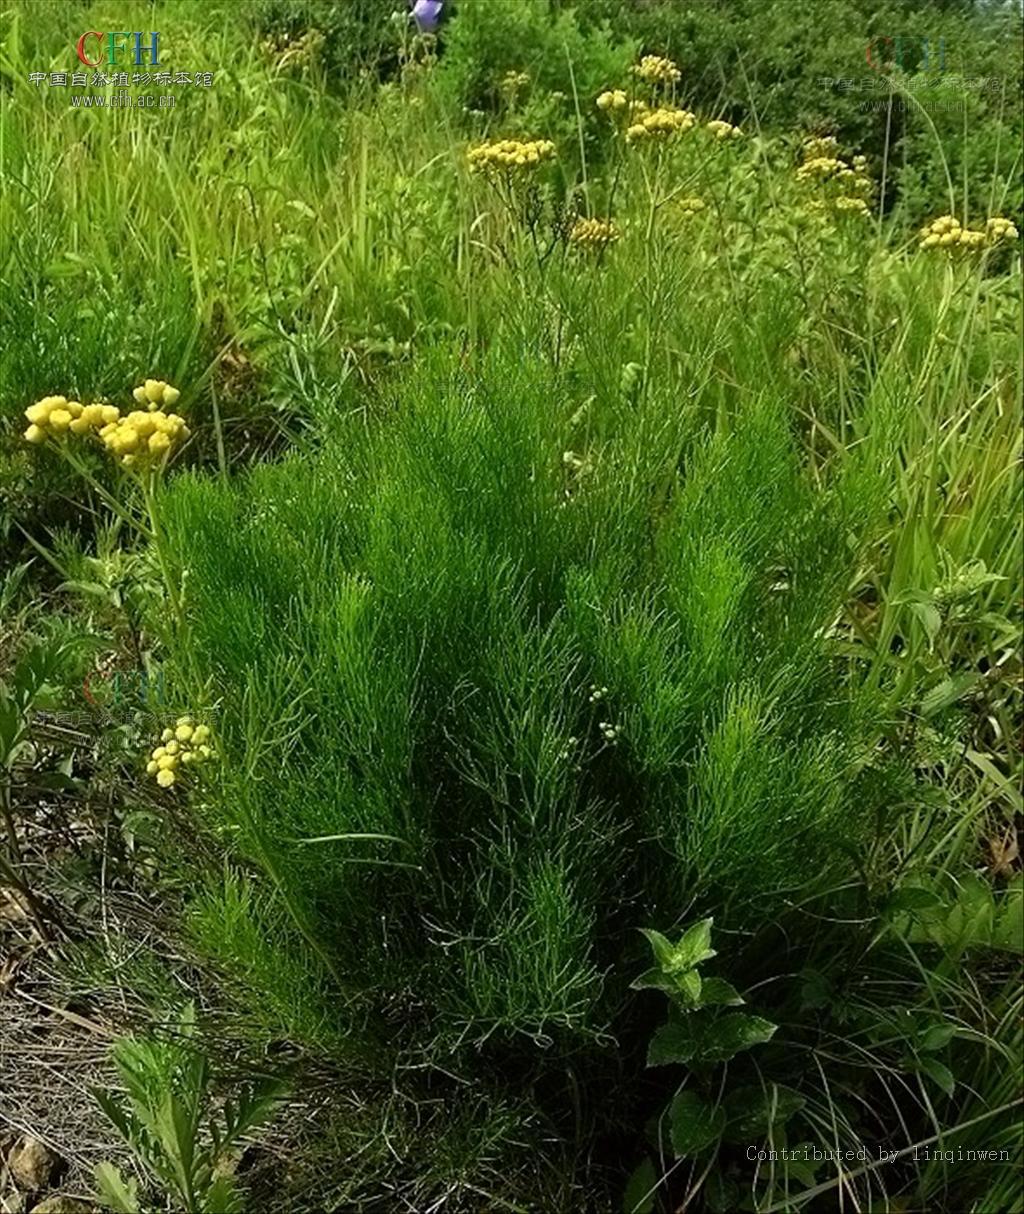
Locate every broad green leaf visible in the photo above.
<box><xmin>622</xmin><ymin>1156</ymin><xmax>657</xmax><ymax>1214</ymax></box>
<box><xmin>886</xmin><ymin>886</ymin><xmax>944</xmax><ymax>914</ymax></box>
<box><xmin>669</xmin><ymin>1089</ymin><xmax>725</xmax><ymax>1158</ymax></box>
<box><xmin>206</xmin><ymin>1172</ymin><xmax>242</xmax><ymax>1214</ymax></box>
<box><xmin>916</xmin><ymin>1057</ymin><xmax>955</xmax><ymax>1097</ymax></box>
<box><xmin>692</xmin><ymin>1014</ymin><xmax>777</xmax><ymax>1064</ymax></box>
<box><xmin>670</xmin><ymin>918</ymin><xmax>717</xmax><ymax>973</ymax></box>
<box><xmin>993</xmin><ymin>885</ymin><xmax>1023</xmax><ymax>954</ymax></box>
<box><xmin>94</xmin><ymin>1161</ymin><xmax>141</xmax><ymax>1213</ymax></box>
<box><xmin>631</xmin><ymin>966</ymin><xmax>678</xmax><ymax>994</ymax></box>
<box><xmin>93</xmin><ymin>1090</ymin><xmax>135</xmax><ymax>1146</ymax></box>
<box><xmin>920</xmin><ymin>1022</ymin><xmax>957</xmax><ymax>1052</ymax></box>
<box><xmin>705</xmin><ymin>1172</ymin><xmax>740</xmax><ymax>1214</ymax></box>
<box><xmin>639</xmin><ymin>928</ymin><xmax>677</xmax><ymax>972</ymax></box>
<box><xmin>647</xmin><ymin>1021</ymin><xmax>697</xmax><ymax>1067</ymax></box>
<box><xmin>920</xmin><ymin>673</ymin><xmax>981</xmax><ymax>718</ymax></box>
<box><xmin>966</xmin><ymin>750</ymin><xmax>1024</xmax><ymax>814</ymax></box>
<box><xmin>222</xmin><ymin>1078</ymin><xmax>285</xmax><ymax>1146</ymax></box>
<box><xmin>675</xmin><ymin>968</ymin><xmax>702</xmax><ymax>1005</ymax></box>
<box><xmin>0</xmin><ymin>700</ymin><xmax>27</xmax><ymax>766</ymax></box>
<box><xmin>699</xmin><ymin>977</ymin><xmax>744</xmax><ymax>1007</ymax></box>
<box><xmin>777</xmin><ymin>1154</ymin><xmax>820</xmax><ymax>1187</ymax></box>
<box><xmin>798</xmin><ymin>968</ymin><xmax>831</xmax><ymax>1011</ymax></box>
<box><xmin>788</xmin><ymin>1142</ymin><xmax>826</xmax><ymax>1177</ymax></box>
<box><xmin>907</xmin><ymin>599</ymin><xmax>942</xmax><ymax>646</ymax></box>
<box><xmin>724</xmin><ymin>1084</ymin><xmax>805</xmax><ymax>1140</ymax></box>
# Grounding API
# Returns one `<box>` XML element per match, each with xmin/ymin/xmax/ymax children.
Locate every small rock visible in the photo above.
<box><xmin>2</xmin><ymin>1188</ymin><xmax>28</xmax><ymax>1214</ymax></box>
<box><xmin>30</xmin><ymin>1197</ymin><xmax>94</xmax><ymax>1213</ymax></box>
<box><xmin>7</xmin><ymin>1139</ymin><xmax>57</xmax><ymax>1192</ymax></box>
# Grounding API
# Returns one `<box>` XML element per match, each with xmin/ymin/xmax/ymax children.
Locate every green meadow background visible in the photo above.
<box><xmin>0</xmin><ymin>1</ymin><xmax>1021</xmax><ymax>1211</ymax></box>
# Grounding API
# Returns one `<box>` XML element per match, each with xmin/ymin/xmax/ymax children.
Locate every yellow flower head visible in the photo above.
<box><xmin>132</xmin><ymin>379</ymin><xmax>181</xmax><ymax>410</ymax></box>
<box><xmin>675</xmin><ymin>196</ymin><xmax>706</xmax><ymax>216</ymax></box>
<box><xmin>466</xmin><ymin>138</ymin><xmax>556</xmax><ymax>175</ymax></box>
<box><xmin>802</xmin><ymin>135</ymin><xmax>839</xmax><ymax>161</ymax></box>
<box><xmin>23</xmin><ymin>396</ymin><xmax>107</xmax><ymax>445</ymax></box>
<box><xmin>500</xmin><ymin>70</ymin><xmax>529</xmax><ymax>96</ymax></box>
<box><xmin>918</xmin><ymin>214</ymin><xmax>997</xmax><ymax>253</ymax></box>
<box><xmin>569</xmin><ymin>217</ymin><xmax>621</xmax><ymax>249</ymax></box>
<box><xmin>706</xmin><ymin>119</ymin><xmax>743</xmax><ymax>140</ymax></box>
<box><xmin>796</xmin><ymin>140</ymin><xmax>873</xmax><ymax>213</ymax></box>
<box><xmin>24</xmin><ymin>396</ymin><xmax>65</xmax><ymax>426</ymax></box>
<box><xmin>596</xmin><ymin>89</ymin><xmax>628</xmax><ymax>114</ymax></box>
<box><xmin>100</xmin><ymin>409</ymin><xmax>189</xmax><ymax>469</ymax></box>
<box><xmin>626</xmin><ymin>106</ymin><xmax>696</xmax><ymax>142</ymax></box>
<box><xmin>24</xmin><ymin>394</ymin><xmax>125</xmax><ymax>449</ymax></box>
<box><xmin>146</xmin><ymin>717</ymin><xmax>215</xmax><ymax>787</ymax></box>
<box><xmin>986</xmin><ymin>216</ymin><xmax>1020</xmax><ymax>245</ymax></box>
<box><xmin>834</xmin><ymin>196</ymin><xmax>870</xmax><ymax>216</ymax></box>
<box><xmin>796</xmin><ymin>156</ymin><xmax>846</xmax><ymax>182</ymax></box>
<box><xmin>957</xmin><ymin>228</ymin><xmax>987</xmax><ymax>250</ymax></box>
<box><xmin>632</xmin><ymin>55</ymin><xmax>681</xmax><ymax>86</ymax></box>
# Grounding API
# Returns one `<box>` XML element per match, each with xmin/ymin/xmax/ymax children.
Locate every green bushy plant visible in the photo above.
<box><xmin>93</xmin><ymin>1003</ymin><xmax>284</xmax><ymax>1214</ymax></box>
<box><xmin>153</xmin><ymin>331</ymin><xmax>901</xmax><ymax>1058</ymax></box>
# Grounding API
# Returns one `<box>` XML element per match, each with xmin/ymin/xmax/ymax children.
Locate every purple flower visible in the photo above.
<box><xmin>411</xmin><ymin>0</ymin><xmax>443</xmax><ymax>33</ymax></box>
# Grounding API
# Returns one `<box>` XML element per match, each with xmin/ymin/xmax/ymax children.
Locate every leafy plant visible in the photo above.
<box><xmin>625</xmin><ymin>920</ymin><xmax>783</xmax><ymax>1211</ymax></box>
<box><xmin>93</xmin><ymin>1003</ymin><xmax>284</xmax><ymax>1214</ymax></box>
<box><xmin>0</xmin><ymin>635</ymin><xmax>83</xmax><ymax>937</ymax></box>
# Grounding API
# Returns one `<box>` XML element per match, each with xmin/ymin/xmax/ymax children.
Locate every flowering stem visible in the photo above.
<box><xmin>141</xmin><ymin>472</ymin><xmax>187</xmax><ymax>643</ymax></box>
<box><xmin>59</xmin><ymin>446</ymin><xmax>154</xmax><ymax>540</ymax></box>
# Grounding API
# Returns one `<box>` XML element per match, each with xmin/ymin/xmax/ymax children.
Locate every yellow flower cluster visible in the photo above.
<box><xmin>132</xmin><ymin>379</ymin><xmax>181</xmax><ymax>410</ymax></box>
<box><xmin>626</xmin><ymin>106</ymin><xmax>696</xmax><ymax>142</ymax></box>
<box><xmin>24</xmin><ymin>381</ymin><xmax>189</xmax><ymax>472</ymax></box>
<box><xmin>99</xmin><ymin>409</ymin><xmax>190</xmax><ymax>468</ymax></box>
<box><xmin>466</xmin><ymin>138</ymin><xmax>555</xmax><ymax>173</ymax></box>
<box><xmin>986</xmin><ymin>216</ymin><xmax>1019</xmax><ymax>244</ymax></box>
<box><xmin>919</xmin><ymin>214</ymin><xmax>1019</xmax><ymax>251</ymax></box>
<box><xmin>795</xmin><ymin>157</ymin><xmax>857</xmax><ymax>185</ymax></box>
<box><xmin>500</xmin><ymin>70</ymin><xmax>530</xmax><ymax>95</ymax></box>
<box><xmin>796</xmin><ymin>138</ymin><xmax>872</xmax><ymax>216</ymax></box>
<box><xmin>23</xmin><ymin>397</ymin><xmax>119</xmax><ymax>445</ymax></box>
<box><xmin>146</xmin><ymin>716</ymin><xmax>214</xmax><ymax>788</ymax></box>
<box><xmin>803</xmin><ymin>135</ymin><xmax>839</xmax><ymax>160</ymax></box>
<box><xmin>706</xmin><ymin>119</ymin><xmax>743</xmax><ymax>140</ymax></box>
<box><xmin>596</xmin><ymin>89</ymin><xmax>628</xmax><ymax>113</ymax></box>
<box><xmin>675</xmin><ymin>196</ymin><xmax>706</xmax><ymax>215</ymax></box>
<box><xmin>262</xmin><ymin>27</ymin><xmax>324</xmax><ymax>71</ymax></box>
<box><xmin>917</xmin><ymin>215</ymin><xmax>973</xmax><ymax>249</ymax></box>
<box><xmin>632</xmin><ymin>55</ymin><xmax>681</xmax><ymax>85</ymax></box>
<box><xmin>834</xmin><ymin>196</ymin><xmax>870</xmax><ymax>215</ymax></box>
<box><xmin>570</xmin><ymin>217</ymin><xmax>621</xmax><ymax>249</ymax></box>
